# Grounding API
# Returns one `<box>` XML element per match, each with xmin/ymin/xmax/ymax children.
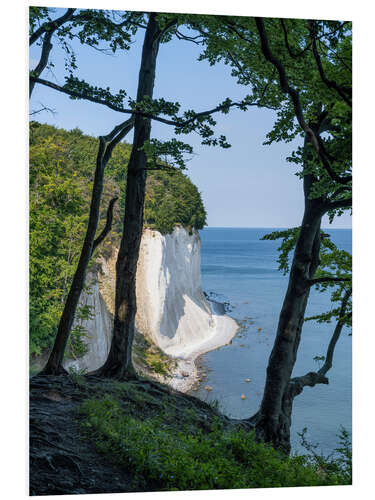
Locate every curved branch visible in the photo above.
<box><xmin>174</xmin><ymin>28</ymin><xmax>204</xmax><ymax>45</ymax></box>
<box><xmin>308</xmin><ymin>20</ymin><xmax>352</xmax><ymax>107</ymax></box>
<box><xmin>254</xmin><ymin>17</ymin><xmax>351</xmax><ymax>186</ymax></box>
<box><xmin>103</xmin><ymin>116</ymin><xmax>135</xmax><ymax>163</ymax></box>
<box><xmin>29</xmin><ymin>30</ymin><xmax>54</xmax><ymax>97</ymax></box>
<box><xmin>40</xmin><ymin>118</ymin><xmax>134</xmax><ymax>375</ymax></box>
<box><xmin>30</xmin><ymin>76</ymin><xmax>271</xmax><ymax>127</ymax></box>
<box><xmin>30</xmin><ymin>8</ymin><xmax>76</xmax><ymax>46</ymax></box>
<box><xmin>280</xmin><ymin>19</ymin><xmax>311</xmax><ymax>59</ymax></box>
<box><xmin>156</xmin><ymin>18</ymin><xmax>178</xmax><ymax>41</ymax></box>
<box><xmin>29</xmin><ymin>103</ymin><xmax>56</xmax><ymax>116</ymax></box>
<box><xmin>321</xmin><ymin>197</ymin><xmax>352</xmax><ymax>214</ymax></box>
<box><xmin>308</xmin><ymin>276</ymin><xmax>351</xmax><ymax>286</ymax></box>
<box><xmin>92</xmin><ymin>197</ymin><xmax>118</xmax><ymax>253</ymax></box>
<box><xmin>288</xmin><ymin>287</ymin><xmax>352</xmax><ymax>397</ymax></box>
<box><xmin>317</xmin><ymin>287</ymin><xmax>352</xmax><ymax>375</ymax></box>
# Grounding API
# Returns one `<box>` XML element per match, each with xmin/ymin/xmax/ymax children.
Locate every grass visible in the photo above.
<box><xmin>78</xmin><ymin>391</ymin><xmax>351</xmax><ymax>491</ymax></box>
<box><xmin>132</xmin><ymin>331</ymin><xmax>177</xmax><ymax>378</ymax></box>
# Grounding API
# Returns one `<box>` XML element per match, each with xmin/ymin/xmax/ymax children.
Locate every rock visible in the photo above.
<box><xmin>43</xmin><ymin>390</ymin><xmax>65</xmax><ymax>402</ymax></box>
<box><xmin>204</xmin><ymin>386</ymin><xmax>213</xmax><ymax>391</ymax></box>
<box><xmin>257</xmin><ymin>327</ymin><xmax>262</xmax><ymax>332</ymax></box>
<box><xmin>181</xmin><ymin>371</ymin><xmax>189</xmax><ymax>378</ymax></box>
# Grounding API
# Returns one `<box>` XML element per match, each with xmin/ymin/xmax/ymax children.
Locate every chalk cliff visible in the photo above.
<box><xmin>64</xmin><ymin>226</ymin><xmax>238</xmax><ymax>390</ymax></box>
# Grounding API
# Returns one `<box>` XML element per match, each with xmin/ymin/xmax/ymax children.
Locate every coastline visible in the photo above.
<box><xmin>165</xmin><ymin>299</ymin><xmax>239</xmax><ymax>393</ymax></box>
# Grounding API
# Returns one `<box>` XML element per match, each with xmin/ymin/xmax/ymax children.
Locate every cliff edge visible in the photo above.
<box><xmin>65</xmin><ymin>226</ymin><xmax>238</xmax><ymax>391</ymax></box>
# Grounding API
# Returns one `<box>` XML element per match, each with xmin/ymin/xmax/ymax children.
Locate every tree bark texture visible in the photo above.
<box><xmin>96</xmin><ymin>13</ymin><xmax>162</xmax><ymax>379</ymax></box>
<box><xmin>251</xmin><ymin>141</ymin><xmax>327</xmax><ymax>453</ymax></box>
<box><xmin>251</xmin><ymin>18</ymin><xmax>352</xmax><ymax>453</ymax></box>
<box><xmin>41</xmin><ymin>119</ymin><xmax>133</xmax><ymax>375</ymax></box>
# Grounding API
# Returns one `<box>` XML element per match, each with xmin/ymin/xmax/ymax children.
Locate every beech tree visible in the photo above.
<box><xmin>30</xmin><ymin>9</ymin><xmax>260</xmax><ymax>376</ymax></box>
<box><xmin>30</xmin><ymin>11</ymin><xmax>352</xmax><ymax>453</ymax></box>
<box><xmin>30</xmin><ymin>8</ymin><xmax>141</xmax><ymax>374</ymax></box>
<box><xmin>192</xmin><ymin>15</ymin><xmax>352</xmax><ymax>452</ymax></box>
<box><xmin>40</xmin><ymin>117</ymin><xmax>134</xmax><ymax>375</ymax></box>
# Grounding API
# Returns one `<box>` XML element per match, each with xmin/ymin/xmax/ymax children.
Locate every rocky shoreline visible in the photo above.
<box><xmin>163</xmin><ymin>299</ymin><xmax>239</xmax><ymax>393</ymax></box>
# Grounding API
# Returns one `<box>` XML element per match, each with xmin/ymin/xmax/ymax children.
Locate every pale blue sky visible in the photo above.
<box><xmin>29</xmin><ymin>9</ymin><xmax>352</xmax><ymax>229</ymax></box>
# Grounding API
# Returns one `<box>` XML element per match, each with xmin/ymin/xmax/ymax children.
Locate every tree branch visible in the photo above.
<box><xmin>29</xmin><ymin>102</ymin><xmax>56</xmax><ymax>116</ymax></box>
<box><xmin>30</xmin><ymin>29</ymin><xmax>54</xmax><ymax>97</ymax></box>
<box><xmin>322</xmin><ymin>197</ymin><xmax>352</xmax><ymax>213</ymax></box>
<box><xmin>254</xmin><ymin>17</ymin><xmax>351</xmax><ymax>186</ymax></box>
<box><xmin>318</xmin><ymin>287</ymin><xmax>352</xmax><ymax>375</ymax></box>
<box><xmin>330</xmin><ymin>185</ymin><xmax>352</xmax><ymax>199</ymax></box>
<box><xmin>288</xmin><ymin>287</ymin><xmax>352</xmax><ymax>397</ymax></box>
<box><xmin>308</xmin><ymin>276</ymin><xmax>351</xmax><ymax>286</ymax></box>
<box><xmin>280</xmin><ymin>19</ymin><xmax>311</xmax><ymax>59</ymax></box>
<box><xmin>318</xmin><ymin>39</ymin><xmax>352</xmax><ymax>72</ymax></box>
<box><xmin>92</xmin><ymin>117</ymin><xmax>134</xmax><ymax>254</ymax></box>
<box><xmin>40</xmin><ymin>116</ymin><xmax>134</xmax><ymax>375</ymax></box>
<box><xmin>30</xmin><ymin>8</ymin><xmax>76</xmax><ymax>46</ymax></box>
<box><xmin>92</xmin><ymin>197</ymin><xmax>118</xmax><ymax>253</ymax></box>
<box><xmin>102</xmin><ymin>116</ymin><xmax>135</xmax><ymax>163</ymax></box>
<box><xmin>29</xmin><ymin>76</ymin><xmax>271</xmax><ymax>127</ymax></box>
<box><xmin>307</xmin><ymin>20</ymin><xmax>352</xmax><ymax>107</ymax></box>
<box><xmin>174</xmin><ymin>28</ymin><xmax>204</xmax><ymax>45</ymax></box>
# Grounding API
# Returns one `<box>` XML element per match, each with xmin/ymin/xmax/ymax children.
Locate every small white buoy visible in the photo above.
<box><xmin>245</xmin><ymin>378</ymin><xmax>251</xmax><ymax>383</ymax></box>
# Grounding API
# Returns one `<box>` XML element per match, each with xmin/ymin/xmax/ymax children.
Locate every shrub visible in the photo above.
<box><xmin>79</xmin><ymin>396</ymin><xmax>350</xmax><ymax>491</ymax></box>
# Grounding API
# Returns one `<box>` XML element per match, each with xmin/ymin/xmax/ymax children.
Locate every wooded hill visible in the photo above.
<box><xmin>29</xmin><ymin>121</ymin><xmax>206</xmax><ymax>357</ymax></box>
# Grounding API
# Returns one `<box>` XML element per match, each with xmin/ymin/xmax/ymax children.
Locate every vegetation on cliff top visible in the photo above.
<box><xmin>77</xmin><ymin>381</ymin><xmax>351</xmax><ymax>491</ymax></box>
<box><xmin>29</xmin><ymin>374</ymin><xmax>351</xmax><ymax>495</ymax></box>
<box><xmin>29</xmin><ymin>121</ymin><xmax>206</xmax><ymax>356</ymax></box>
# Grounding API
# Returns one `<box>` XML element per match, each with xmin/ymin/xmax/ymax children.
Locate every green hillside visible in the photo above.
<box><xmin>29</xmin><ymin>122</ymin><xmax>206</xmax><ymax>356</ymax></box>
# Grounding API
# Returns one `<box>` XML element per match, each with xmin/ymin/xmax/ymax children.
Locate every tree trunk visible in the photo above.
<box><xmin>40</xmin><ymin>119</ymin><xmax>133</xmax><ymax>375</ymax></box>
<box><xmin>95</xmin><ymin>13</ymin><xmax>162</xmax><ymax>379</ymax></box>
<box><xmin>251</xmin><ymin>153</ymin><xmax>326</xmax><ymax>453</ymax></box>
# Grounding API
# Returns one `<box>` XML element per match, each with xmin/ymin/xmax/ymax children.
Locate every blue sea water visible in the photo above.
<box><xmin>194</xmin><ymin>227</ymin><xmax>352</xmax><ymax>455</ymax></box>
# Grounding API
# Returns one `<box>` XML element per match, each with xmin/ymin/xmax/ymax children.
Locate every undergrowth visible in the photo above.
<box><xmin>78</xmin><ymin>395</ymin><xmax>351</xmax><ymax>491</ymax></box>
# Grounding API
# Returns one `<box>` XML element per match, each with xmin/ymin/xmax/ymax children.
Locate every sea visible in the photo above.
<box><xmin>194</xmin><ymin>227</ymin><xmax>352</xmax><ymax>456</ymax></box>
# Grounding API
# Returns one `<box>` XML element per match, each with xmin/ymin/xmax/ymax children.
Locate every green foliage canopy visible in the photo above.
<box><xmin>190</xmin><ymin>16</ymin><xmax>352</xmax><ymax>218</ymax></box>
<box><xmin>261</xmin><ymin>228</ymin><xmax>352</xmax><ymax>328</ymax></box>
<box><xmin>29</xmin><ymin>122</ymin><xmax>206</xmax><ymax>356</ymax></box>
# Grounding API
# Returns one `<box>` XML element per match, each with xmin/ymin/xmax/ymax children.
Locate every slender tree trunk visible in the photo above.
<box><xmin>269</xmin><ymin>286</ymin><xmax>352</xmax><ymax>453</ymax></box>
<box><xmin>251</xmin><ymin>140</ymin><xmax>326</xmax><ymax>453</ymax></box>
<box><xmin>252</xmin><ymin>204</ymin><xmax>322</xmax><ymax>453</ymax></box>
<box><xmin>95</xmin><ymin>13</ymin><xmax>162</xmax><ymax>379</ymax></box>
<box><xmin>40</xmin><ymin>119</ymin><xmax>133</xmax><ymax>375</ymax></box>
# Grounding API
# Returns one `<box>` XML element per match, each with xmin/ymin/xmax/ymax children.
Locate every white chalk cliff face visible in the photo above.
<box><xmin>64</xmin><ymin>226</ymin><xmax>238</xmax><ymax>386</ymax></box>
<box><xmin>136</xmin><ymin>226</ymin><xmax>237</xmax><ymax>359</ymax></box>
<box><xmin>63</xmin><ymin>272</ymin><xmax>113</xmax><ymax>373</ymax></box>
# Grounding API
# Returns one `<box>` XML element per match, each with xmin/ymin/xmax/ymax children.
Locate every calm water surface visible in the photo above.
<box><xmin>193</xmin><ymin>227</ymin><xmax>352</xmax><ymax>455</ymax></box>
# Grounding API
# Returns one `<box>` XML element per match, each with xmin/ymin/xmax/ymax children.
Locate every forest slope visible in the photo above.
<box><xmin>29</xmin><ymin>122</ymin><xmax>206</xmax><ymax>358</ymax></box>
